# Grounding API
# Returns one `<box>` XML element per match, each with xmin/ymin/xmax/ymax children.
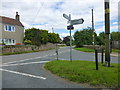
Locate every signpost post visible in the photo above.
<box><xmin>63</xmin><ymin>13</ymin><xmax>84</xmax><ymax>61</ymax></box>
<box><xmin>67</xmin><ymin>25</ymin><xmax>74</xmax><ymax>61</ymax></box>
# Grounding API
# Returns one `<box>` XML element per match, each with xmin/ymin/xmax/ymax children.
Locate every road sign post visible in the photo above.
<box><xmin>63</xmin><ymin>13</ymin><xmax>84</xmax><ymax>61</ymax></box>
<box><xmin>70</xmin><ymin>29</ymin><xmax>72</xmax><ymax>61</ymax></box>
<box><xmin>67</xmin><ymin>25</ymin><xmax>74</xmax><ymax>61</ymax></box>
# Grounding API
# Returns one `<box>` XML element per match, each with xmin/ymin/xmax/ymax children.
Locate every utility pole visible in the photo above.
<box><xmin>92</xmin><ymin>9</ymin><xmax>95</xmax><ymax>49</ymax></box>
<box><xmin>104</xmin><ymin>0</ymin><xmax>110</xmax><ymax>67</ymax></box>
<box><xmin>52</xmin><ymin>27</ymin><xmax>54</xmax><ymax>33</ymax></box>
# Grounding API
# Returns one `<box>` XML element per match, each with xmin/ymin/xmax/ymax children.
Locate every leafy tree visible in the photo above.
<box><xmin>24</xmin><ymin>28</ymin><xmax>41</xmax><ymax>46</ymax></box>
<box><xmin>74</xmin><ymin>28</ymin><xmax>99</xmax><ymax>47</ymax></box>
<box><xmin>48</xmin><ymin>33</ymin><xmax>60</xmax><ymax>43</ymax></box>
<box><xmin>39</xmin><ymin>30</ymin><xmax>49</xmax><ymax>44</ymax></box>
<box><xmin>24</xmin><ymin>28</ymin><xmax>62</xmax><ymax>46</ymax></box>
<box><xmin>111</xmin><ymin>32</ymin><xmax>120</xmax><ymax>41</ymax></box>
<box><xmin>74</xmin><ymin>29</ymin><xmax>91</xmax><ymax>47</ymax></box>
<box><xmin>98</xmin><ymin>32</ymin><xmax>106</xmax><ymax>45</ymax></box>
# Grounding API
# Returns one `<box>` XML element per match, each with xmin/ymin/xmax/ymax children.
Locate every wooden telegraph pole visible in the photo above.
<box><xmin>104</xmin><ymin>0</ymin><xmax>110</xmax><ymax>67</ymax></box>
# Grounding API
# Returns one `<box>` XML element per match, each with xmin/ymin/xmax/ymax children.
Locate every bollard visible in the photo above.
<box><xmin>56</xmin><ymin>44</ymin><xmax>58</xmax><ymax>60</ymax></box>
<box><xmin>101</xmin><ymin>49</ymin><xmax>104</xmax><ymax>64</ymax></box>
<box><xmin>95</xmin><ymin>50</ymin><xmax>98</xmax><ymax>70</ymax></box>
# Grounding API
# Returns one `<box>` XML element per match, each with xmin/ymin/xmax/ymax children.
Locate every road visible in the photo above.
<box><xmin>0</xmin><ymin>47</ymin><xmax>118</xmax><ymax>88</ymax></box>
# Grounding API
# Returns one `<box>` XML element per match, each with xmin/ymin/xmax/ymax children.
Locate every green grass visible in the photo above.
<box><xmin>0</xmin><ymin>48</ymin><xmax>53</xmax><ymax>56</ymax></box>
<box><xmin>112</xmin><ymin>49</ymin><xmax>120</xmax><ymax>53</ymax></box>
<box><xmin>74</xmin><ymin>48</ymin><xmax>95</xmax><ymax>52</ymax></box>
<box><xmin>75</xmin><ymin>48</ymin><xmax>120</xmax><ymax>53</ymax></box>
<box><xmin>44</xmin><ymin>60</ymin><xmax>119</xmax><ymax>88</ymax></box>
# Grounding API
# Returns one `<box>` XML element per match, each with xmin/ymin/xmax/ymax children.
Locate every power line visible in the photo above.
<box><xmin>32</xmin><ymin>2</ymin><xmax>44</xmax><ymax>24</ymax></box>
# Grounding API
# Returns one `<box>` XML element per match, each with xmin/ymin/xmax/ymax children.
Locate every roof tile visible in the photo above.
<box><xmin>0</xmin><ymin>16</ymin><xmax>24</xmax><ymax>27</ymax></box>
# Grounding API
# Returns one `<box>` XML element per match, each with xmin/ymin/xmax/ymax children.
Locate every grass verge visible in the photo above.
<box><xmin>75</xmin><ymin>48</ymin><xmax>120</xmax><ymax>53</ymax></box>
<box><xmin>74</xmin><ymin>48</ymin><xmax>95</xmax><ymax>52</ymax></box>
<box><xmin>112</xmin><ymin>49</ymin><xmax>120</xmax><ymax>53</ymax></box>
<box><xmin>44</xmin><ymin>60</ymin><xmax>119</xmax><ymax>88</ymax></box>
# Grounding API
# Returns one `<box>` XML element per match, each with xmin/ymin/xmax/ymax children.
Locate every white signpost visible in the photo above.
<box><xmin>70</xmin><ymin>18</ymin><xmax>84</xmax><ymax>25</ymax></box>
<box><xmin>63</xmin><ymin>14</ymin><xmax>71</xmax><ymax>24</ymax></box>
<box><xmin>63</xmin><ymin>13</ymin><xmax>84</xmax><ymax>61</ymax></box>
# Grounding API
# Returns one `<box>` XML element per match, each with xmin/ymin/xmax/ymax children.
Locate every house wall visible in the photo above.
<box><xmin>0</xmin><ymin>23</ymin><xmax>24</xmax><ymax>45</ymax></box>
<box><xmin>0</xmin><ymin>23</ymin><xmax>2</xmax><ymax>40</ymax></box>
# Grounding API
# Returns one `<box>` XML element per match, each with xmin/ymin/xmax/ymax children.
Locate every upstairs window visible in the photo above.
<box><xmin>4</xmin><ymin>25</ymin><xmax>15</xmax><ymax>32</ymax></box>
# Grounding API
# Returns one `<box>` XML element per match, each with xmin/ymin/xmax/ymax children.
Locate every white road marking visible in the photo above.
<box><xmin>0</xmin><ymin>61</ymin><xmax>49</xmax><ymax>67</ymax></box>
<box><xmin>3</xmin><ymin>49</ymin><xmax>70</xmax><ymax>65</ymax></box>
<box><xmin>0</xmin><ymin>68</ymin><xmax>46</xmax><ymax>80</ymax></box>
<box><xmin>3</xmin><ymin>54</ymin><xmax>52</xmax><ymax>65</ymax></box>
<box><xmin>3</xmin><ymin>56</ymin><xmax>42</xmax><ymax>65</ymax></box>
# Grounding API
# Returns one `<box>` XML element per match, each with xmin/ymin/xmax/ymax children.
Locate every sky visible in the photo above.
<box><xmin>1</xmin><ymin>0</ymin><xmax>119</xmax><ymax>39</ymax></box>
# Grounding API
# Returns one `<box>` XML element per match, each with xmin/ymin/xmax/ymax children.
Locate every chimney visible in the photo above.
<box><xmin>15</xmin><ymin>12</ymin><xmax>20</xmax><ymax>21</ymax></box>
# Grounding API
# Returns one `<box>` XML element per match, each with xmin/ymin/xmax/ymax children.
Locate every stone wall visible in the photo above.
<box><xmin>2</xmin><ymin>43</ymin><xmax>55</xmax><ymax>54</ymax></box>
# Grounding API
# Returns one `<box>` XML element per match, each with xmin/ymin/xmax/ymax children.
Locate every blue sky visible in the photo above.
<box><xmin>1</xmin><ymin>0</ymin><xmax>119</xmax><ymax>39</ymax></box>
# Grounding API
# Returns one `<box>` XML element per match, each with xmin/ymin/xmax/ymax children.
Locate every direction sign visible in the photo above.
<box><xmin>70</xmin><ymin>18</ymin><xmax>84</xmax><ymax>25</ymax></box>
<box><xmin>63</xmin><ymin>13</ymin><xmax>71</xmax><ymax>21</ymax></box>
<box><xmin>67</xmin><ymin>25</ymin><xmax>74</xmax><ymax>30</ymax></box>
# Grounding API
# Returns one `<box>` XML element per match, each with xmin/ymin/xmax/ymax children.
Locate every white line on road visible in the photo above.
<box><xmin>3</xmin><ymin>50</ymin><xmax>70</xmax><ymax>65</ymax></box>
<box><xmin>0</xmin><ymin>68</ymin><xmax>46</xmax><ymax>80</ymax></box>
<box><xmin>3</xmin><ymin>56</ymin><xmax>42</xmax><ymax>65</ymax></box>
<box><xmin>0</xmin><ymin>61</ymin><xmax>49</xmax><ymax>67</ymax></box>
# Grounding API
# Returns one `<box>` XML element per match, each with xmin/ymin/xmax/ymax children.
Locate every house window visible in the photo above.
<box><xmin>2</xmin><ymin>39</ymin><xmax>16</xmax><ymax>45</ymax></box>
<box><xmin>4</xmin><ymin>25</ymin><xmax>15</xmax><ymax>32</ymax></box>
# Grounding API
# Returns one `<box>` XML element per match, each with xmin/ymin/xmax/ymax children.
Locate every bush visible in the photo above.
<box><xmin>24</xmin><ymin>40</ymin><xmax>32</xmax><ymax>45</ymax></box>
<box><xmin>0</xmin><ymin>43</ymin><xmax>6</xmax><ymax>45</ymax></box>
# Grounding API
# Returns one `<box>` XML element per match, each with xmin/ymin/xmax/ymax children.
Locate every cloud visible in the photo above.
<box><xmin>1</xmin><ymin>0</ymin><xmax>119</xmax><ymax>38</ymax></box>
<box><xmin>112</xmin><ymin>22</ymin><xmax>118</xmax><ymax>25</ymax></box>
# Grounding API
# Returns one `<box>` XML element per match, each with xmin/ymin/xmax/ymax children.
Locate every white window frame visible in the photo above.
<box><xmin>2</xmin><ymin>39</ymin><xmax>16</xmax><ymax>45</ymax></box>
<box><xmin>4</xmin><ymin>25</ymin><xmax>15</xmax><ymax>32</ymax></box>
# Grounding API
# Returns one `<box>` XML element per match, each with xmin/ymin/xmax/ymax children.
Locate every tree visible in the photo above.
<box><xmin>98</xmin><ymin>32</ymin><xmax>106</xmax><ymax>45</ymax></box>
<box><xmin>24</xmin><ymin>28</ymin><xmax>62</xmax><ymax>46</ymax></box>
<box><xmin>74</xmin><ymin>29</ymin><xmax>91</xmax><ymax>47</ymax></box>
<box><xmin>111</xmin><ymin>32</ymin><xmax>120</xmax><ymax>41</ymax></box>
<box><xmin>74</xmin><ymin>28</ymin><xmax>99</xmax><ymax>47</ymax></box>
<box><xmin>39</xmin><ymin>30</ymin><xmax>49</xmax><ymax>44</ymax></box>
<box><xmin>48</xmin><ymin>33</ymin><xmax>60</xmax><ymax>43</ymax></box>
<box><xmin>24</xmin><ymin>28</ymin><xmax>41</xmax><ymax>46</ymax></box>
